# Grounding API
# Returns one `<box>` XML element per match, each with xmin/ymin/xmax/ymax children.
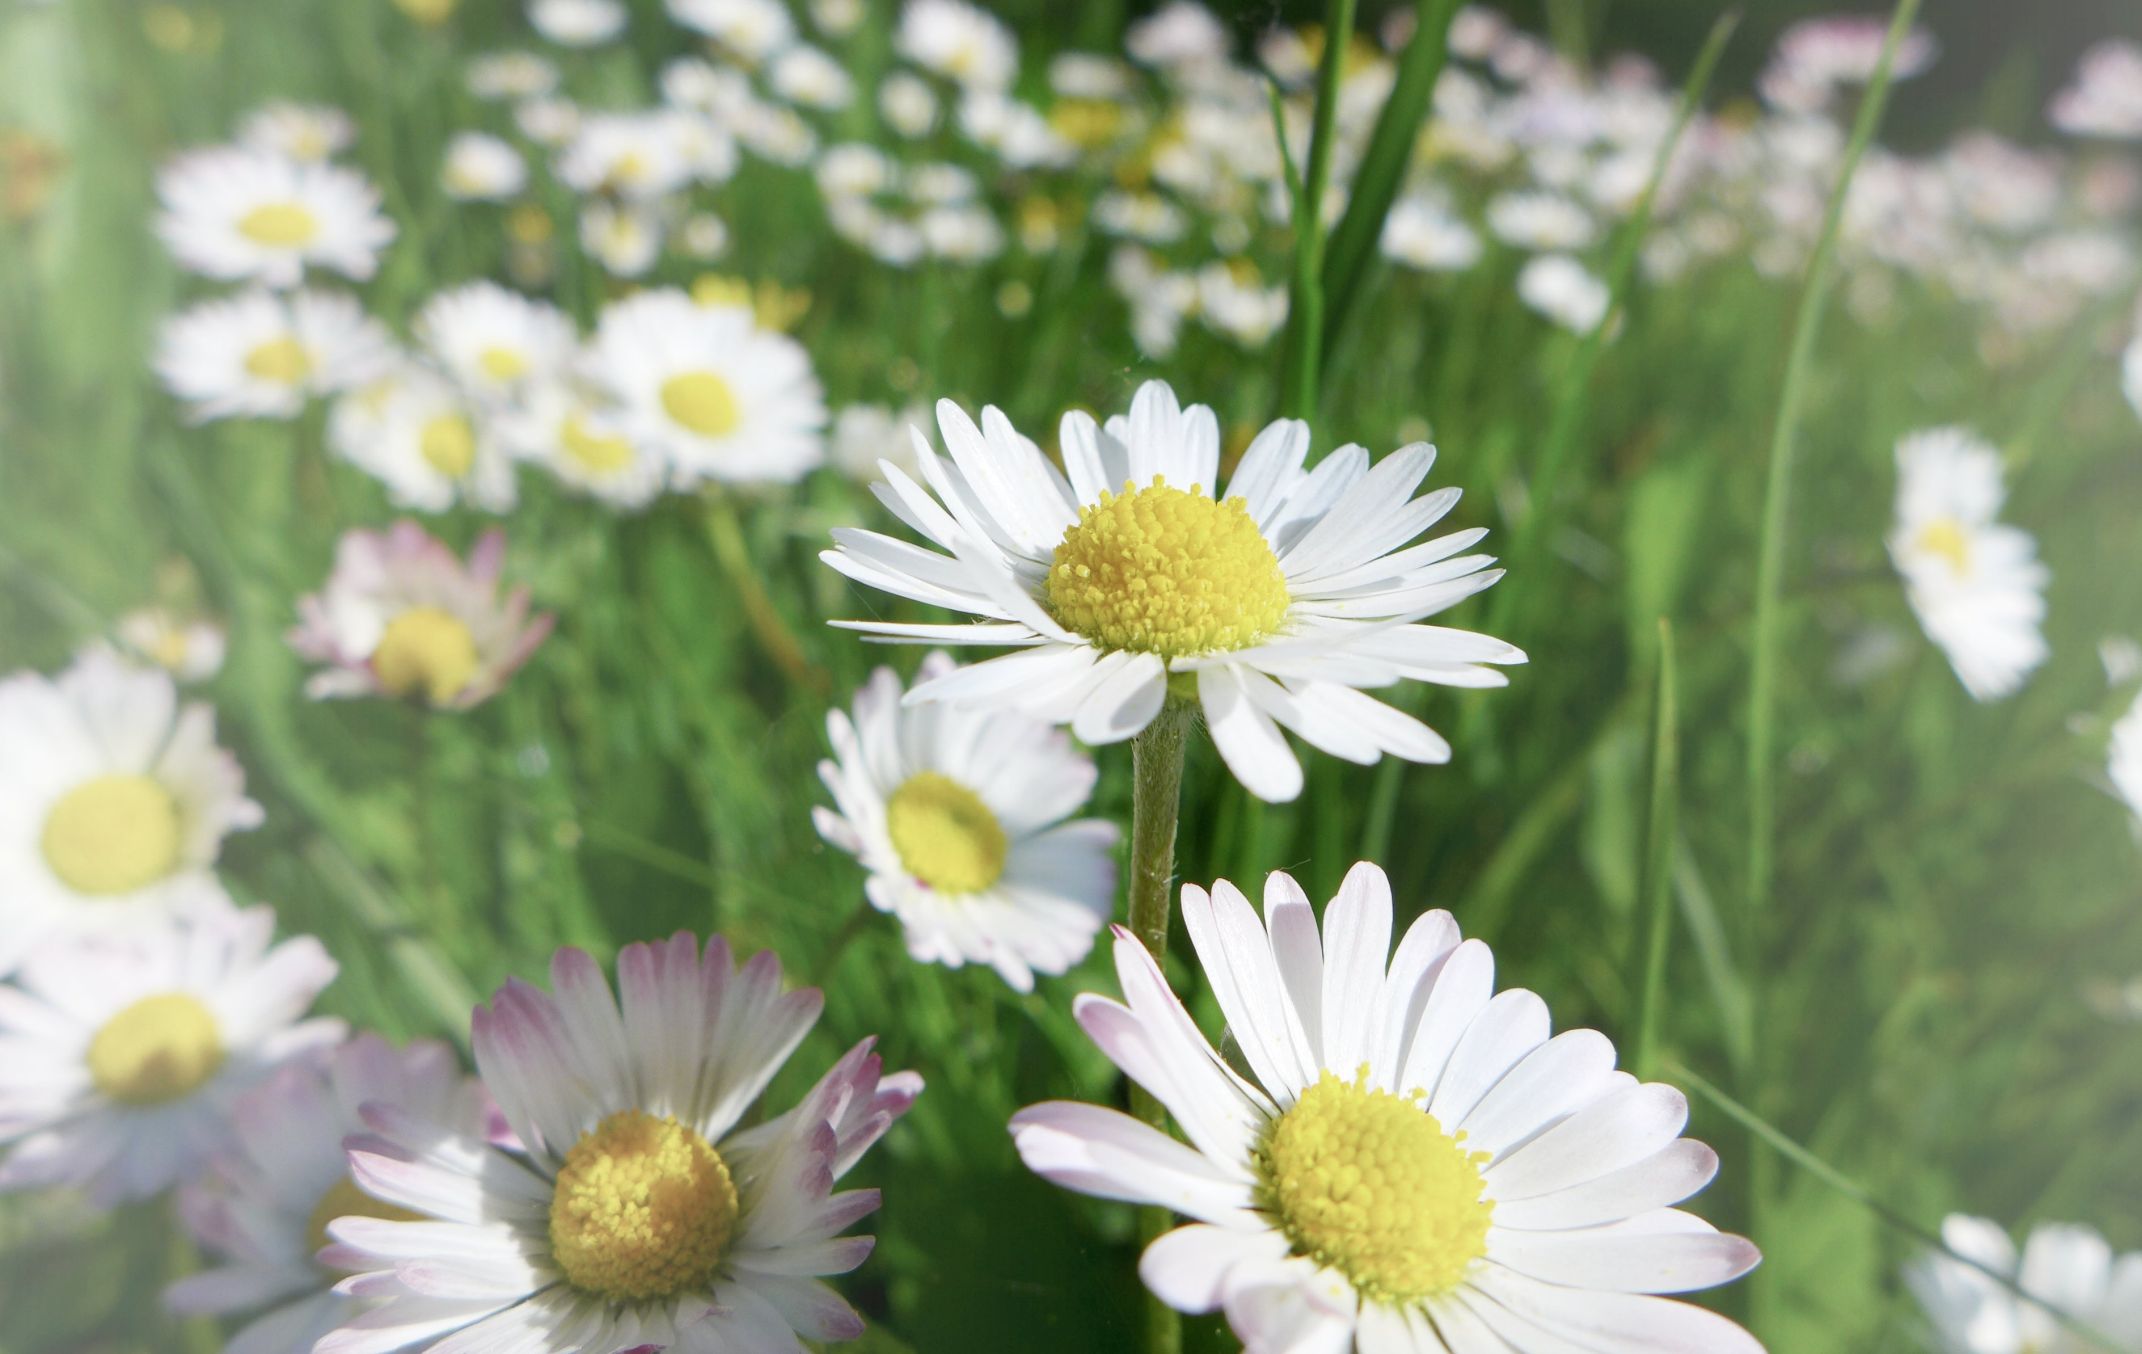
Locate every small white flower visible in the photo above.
<box><xmin>2050</xmin><ymin>40</ymin><xmax>2142</xmax><ymax>140</ymax></box>
<box><xmin>514</xmin><ymin>95</ymin><xmax>582</xmax><ymax>147</ymax></box>
<box><xmin>529</xmin><ymin>0</ymin><xmax>625</xmax><ymax>46</ymax></box>
<box><xmin>579</xmin><ymin>199</ymin><xmax>666</xmax><ymax>276</ymax></box>
<box><xmin>810</xmin><ymin>0</ymin><xmax>863</xmax><ymax>37</ymax></box>
<box><xmin>0</xmin><ymin>899</ymin><xmax>341</xmax><ymax>1207</ymax></box>
<box><xmin>1486</xmin><ymin>189</ymin><xmax>1597</xmax><ymax>251</ymax></box>
<box><xmin>1126</xmin><ymin>1</ymin><xmax>1230</xmax><ymax>71</ymax></box>
<box><xmin>557</xmin><ymin>111</ymin><xmax>702</xmax><ymax>200</ymax></box>
<box><xmin>1906</xmin><ymin>1215</ymin><xmax>2142</xmax><ymax>1353</ymax></box>
<box><xmin>2110</xmin><ymin>692</ymin><xmax>2142</xmax><ymax>832</ymax></box>
<box><xmin>442</xmin><ymin>131</ymin><xmax>528</xmax><ymax>201</ymax></box>
<box><xmin>769</xmin><ymin>43</ymin><xmax>853</xmax><ymax>110</ymax></box>
<box><xmin>467</xmin><ymin>51</ymin><xmax>559</xmax><ymax>100</ymax></box>
<box><xmin>1516</xmin><ymin>254</ymin><xmax>1610</xmax><ymax>333</ymax></box>
<box><xmin>666</xmin><ymin>0</ymin><xmax>793</xmax><ymax>64</ymax></box>
<box><xmin>896</xmin><ymin>0</ymin><xmax>1018</xmax><ymax>90</ymax></box>
<box><xmin>816</xmin><ymin>655</ymin><xmax>1119</xmax><ymax>993</ymax></box>
<box><xmin>114</xmin><ymin>610</ymin><xmax>227</xmax><ymax>684</ymax></box>
<box><xmin>829</xmin><ymin>402</ymin><xmax>928</xmax><ymax>482</ymax></box>
<box><xmin>1381</xmin><ymin>193</ymin><xmax>1483</xmax><ymax>272</ymax></box>
<box><xmin>156</xmin><ymin>288</ymin><xmax>395</xmax><ymax>423</ymax></box>
<box><xmin>157</xmin><ymin>146</ymin><xmax>396</xmax><ymax>287</ymax></box>
<box><xmin>237</xmin><ymin>102</ymin><xmax>355</xmax><ymax>163</ymax></box>
<box><xmin>414</xmin><ymin>282</ymin><xmax>576</xmax><ymax>407</ymax></box>
<box><xmin>500</xmin><ymin>377</ymin><xmax>669</xmax><ymax>509</ymax></box>
<box><xmin>328</xmin><ymin>364</ymin><xmax>519</xmax><ymax>514</ymax></box>
<box><xmin>879</xmin><ymin>71</ymin><xmax>941</xmax><ymax>138</ymax></box>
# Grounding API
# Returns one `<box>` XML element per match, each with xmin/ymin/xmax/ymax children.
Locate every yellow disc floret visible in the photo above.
<box><xmin>41</xmin><ymin>774</ymin><xmax>183</xmax><ymax>896</ymax></box>
<box><xmin>1257</xmin><ymin>1068</ymin><xmax>1494</xmax><ymax>1304</ymax></box>
<box><xmin>419</xmin><ymin>413</ymin><xmax>477</xmax><ymax>478</ymax></box>
<box><xmin>660</xmin><ymin>372</ymin><xmax>743</xmax><ymax>439</ymax></box>
<box><xmin>244</xmin><ymin>336</ymin><xmax>314</xmax><ymax>386</ymax></box>
<box><xmin>478</xmin><ymin>347</ymin><xmax>528</xmax><ymax>382</ymax></box>
<box><xmin>305</xmin><ymin>1175</ymin><xmax>426</xmax><ymax>1260</ymax></box>
<box><xmin>371</xmin><ymin>606</ymin><xmax>479</xmax><ymax>706</ymax></box>
<box><xmin>1915</xmin><ymin>518</ymin><xmax>1972</xmax><ymax>575</ymax></box>
<box><xmin>236</xmin><ymin>201</ymin><xmax>320</xmax><ymax>248</ymax></box>
<box><xmin>560</xmin><ymin>414</ymin><xmax>636</xmax><ymax>474</ymax></box>
<box><xmin>1045</xmin><ymin>478</ymin><xmax>1289</xmax><ymax>659</ymax></box>
<box><xmin>885</xmin><ymin>772</ymin><xmax>1007</xmax><ymax>895</ymax></box>
<box><xmin>548</xmin><ymin>1110</ymin><xmax>739</xmax><ymax>1302</ymax></box>
<box><xmin>87</xmin><ymin>993</ymin><xmax>224</xmax><ymax>1106</ymax></box>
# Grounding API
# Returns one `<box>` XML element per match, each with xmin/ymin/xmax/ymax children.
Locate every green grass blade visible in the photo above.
<box><xmin>1275</xmin><ymin>0</ymin><xmax>1357</xmax><ymax>423</ymax></box>
<box><xmin>1633</xmin><ymin>617</ymin><xmax>1679</xmax><ymax>1081</ymax></box>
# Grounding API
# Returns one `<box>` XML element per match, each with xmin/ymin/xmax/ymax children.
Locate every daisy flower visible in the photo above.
<box><xmin>557</xmin><ymin>111</ymin><xmax>701</xmax><ymax>201</ymax></box>
<box><xmin>328</xmin><ymin>364</ymin><xmax>519</xmax><ymax>513</ymax></box>
<box><xmin>1485</xmin><ymin>190</ymin><xmax>1597</xmax><ymax>252</ymax></box>
<box><xmin>0</xmin><ymin>649</ymin><xmax>261</xmax><ymax>976</ymax></box>
<box><xmin>0</xmin><ymin>899</ymin><xmax>342</xmax><ymax>1207</ymax></box>
<box><xmin>499</xmin><ymin>377</ymin><xmax>669</xmax><ymax>510</ymax></box>
<box><xmin>2050</xmin><ymin>41</ymin><xmax>2142</xmax><ymax>141</ymax></box>
<box><xmin>1886</xmin><ymin>427</ymin><xmax>2049</xmax><ymax>701</ymax></box>
<box><xmin>113</xmin><ymin>608</ymin><xmax>227</xmax><ymax>684</ymax></box>
<box><xmin>769</xmin><ymin>44</ymin><xmax>855</xmax><ymax>112</ymax></box>
<box><xmin>896</xmin><ymin>0</ymin><xmax>1019</xmax><ymax>91</ymax></box>
<box><xmin>1906</xmin><ymin>1215</ymin><xmax>2142</xmax><ymax>1353</ymax></box>
<box><xmin>156</xmin><ymin>146</ymin><xmax>396</xmax><ymax>288</ymax></box>
<box><xmin>530</xmin><ymin>0</ymin><xmax>626</xmax><ymax>46</ymax></box>
<box><xmin>414</xmin><ymin>282</ymin><xmax>576</xmax><ymax>408</ymax></box>
<box><xmin>237</xmin><ymin>102</ymin><xmax>356</xmax><ymax>164</ymax></box>
<box><xmin>829</xmin><ymin>402</ymin><xmax>927</xmax><ymax>484</ymax></box>
<box><xmin>1012</xmin><ymin>862</ymin><xmax>1763</xmax><ymax>1353</ymax></box>
<box><xmin>587</xmin><ymin>288</ymin><xmax>827</xmax><ymax>488</ymax></box>
<box><xmin>815</xmin><ymin>654</ymin><xmax>1118</xmax><ymax>992</ymax></box>
<box><xmin>1381</xmin><ymin>194</ymin><xmax>1483</xmax><ymax>273</ymax></box>
<box><xmin>467</xmin><ymin>52</ymin><xmax>559</xmax><ymax>101</ymax></box>
<box><xmin>155</xmin><ymin>288</ymin><xmax>395</xmax><ymax>423</ymax></box>
<box><xmin>2110</xmin><ymin>691</ymin><xmax>2142</xmax><ymax>832</ymax></box>
<box><xmin>166</xmin><ymin>1034</ymin><xmax>492</xmax><ymax>1353</ymax></box>
<box><xmin>821</xmin><ymin>380</ymin><xmax>1524</xmax><ymax>803</ymax></box>
<box><xmin>1516</xmin><ymin>254</ymin><xmax>1610</xmax><ymax>334</ymax></box>
<box><xmin>441</xmin><ymin>131</ymin><xmax>528</xmax><ymax>202</ymax></box>
<box><xmin>579</xmin><ymin>200</ymin><xmax>666</xmax><ymax>277</ymax></box>
<box><xmin>318</xmin><ymin>934</ymin><xmax>922</xmax><ymax>1353</ymax></box>
<box><xmin>290</xmin><ymin>521</ymin><xmax>554</xmax><ymax>710</ymax></box>
<box><xmin>666</xmin><ymin>0</ymin><xmax>795</xmax><ymax>66</ymax></box>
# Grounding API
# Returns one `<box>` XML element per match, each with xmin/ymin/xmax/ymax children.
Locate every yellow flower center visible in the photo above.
<box><xmin>243</xmin><ymin>335</ymin><xmax>314</xmax><ymax>386</ymax></box>
<box><xmin>419</xmin><ymin>413</ymin><xmax>477</xmax><ymax>478</ymax></box>
<box><xmin>87</xmin><ymin>993</ymin><xmax>225</xmax><ymax>1106</ymax></box>
<box><xmin>305</xmin><ymin>1175</ymin><xmax>427</xmax><ymax>1261</ymax></box>
<box><xmin>548</xmin><ymin>1110</ymin><xmax>738</xmax><ymax>1302</ymax></box>
<box><xmin>659</xmin><ymin>372</ymin><xmax>743</xmax><ymax>439</ymax></box>
<box><xmin>1049</xmin><ymin>99</ymin><xmax>1124</xmax><ymax>148</ymax></box>
<box><xmin>1915</xmin><ymin>518</ymin><xmax>1972</xmax><ymax>574</ymax></box>
<box><xmin>392</xmin><ymin>0</ymin><xmax>458</xmax><ymax>26</ymax></box>
<box><xmin>478</xmin><ymin>347</ymin><xmax>528</xmax><ymax>382</ymax></box>
<box><xmin>1045</xmin><ymin>478</ymin><xmax>1290</xmax><ymax>659</ymax></box>
<box><xmin>235</xmin><ymin>201</ymin><xmax>320</xmax><ymax>248</ymax></box>
<box><xmin>149</xmin><ymin>627</ymin><xmax>193</xmax><ymax>670</ymax></box>
<box><xmin>372</xmin><ymin>606</ymin><xmax>479</xmax><ymax>705</ymax></box>
<box><xmin>1257</xmin><ymin>1068</ymin><xmax>1494</xmax><ymax>1305</ymax></box>
<box><xmin>41</xmin><ymin>774</ymin><xmax>183</xmax><ymax>896</ymax></box>
<box><xmin>885</xmin><ymin>771</ymin><xmax>1007</xmax><ymax>895</ymax></box>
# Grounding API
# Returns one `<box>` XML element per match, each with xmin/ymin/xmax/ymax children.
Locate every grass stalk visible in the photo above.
<box><xmin>1633</xmin><ymin>618</ymin><xmax>1679</xmax><ymax>1081</ymax></box>
<box><xmin>1275</xmin><ymin>0</ymin><xmax>1356</xmax><ymax>423</ymax></box>
<box><xmin>703</xmin><ymin>492</ymin><xmax>829</xmax><ymax>695</ymax></box>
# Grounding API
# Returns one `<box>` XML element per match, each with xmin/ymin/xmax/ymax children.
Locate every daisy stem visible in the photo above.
<box><xmin>702</xmin><ymin>493</ymin><xmax>831</xmax><ymax>697</ymax></box>
<box><xmin>1126</xmin><ymin>697</ymin><xmax>1193</xmax><ymax>1354</ymax></box>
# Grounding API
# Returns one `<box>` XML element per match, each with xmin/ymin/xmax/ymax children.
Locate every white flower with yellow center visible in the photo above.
<box><xmin>896</xmin><ymin>0</ymin><xmax>1018</xmax><ymax>91</ymax></box>
<box><xmin>558</xmin><ymin>111</ymin><xmax>715</xmax><ymax>201</ymax></box>
<box><xmin>166</xmin><ymin>1034</ymin><xmax>490</xmax><ymax>1352</ymax></box>
<box><xmin>113</xmin><ymin>610</ymin><xmax>227</xmax><ymax>684</ymax></box>
<box><xmin>666</xmin><ymin>0</ymin><xmax>795</xmax><ymax>65</ymax></box>
<box><xmin>290</xmin><ymin>521</ymin><xmax>555</xmax><ymax>711</ymax></box>
<box><xmin>815</xmin><ymin>654</ymin><xmax>1118</xmax><ymax>993</ymax></box>
<box><xmin>329</xmin><ymin>364</ymin><xmax>519</xmax><ymax>513</ymax></box>
<box><xmin>1381</xmin><ymin>193</ymin><xmax>1483</xmax><ymax>272</ymax></box>
<box><xmin>0</xmin><ymin>650</ymin><xmax>261</xmax><ymax>976</ymax></box>
<box><xmin>156</xmin><ymin>146</ymin><xmax>396</xmax><ymax>288</ymax></box>
<box><xmin>316</xmin><ymin>934</ymin><xmax>922</xmax><ymax>1354</ymax></box>
<box><xmin>588</xmin><ymin>288</ymin><xmax>827</xmax><ymax>488</ymax></box>
<box><xmin>441</xmin><ymin>131</ymin><xmax>528</xmax><ymax>201</ymax></box>
<box><xmin>500</xmin><ymin>377</ymin><xmax>668</xmax><ymax>509</ymax></box>
<box><xmin>0</xmin><ymin>899</ymin><xmax>341</xmax><ymax>1207</ymax></box>
<box><xmin>155</xmin><ymin>288</ymin><xmax>395</xmax><ymax>423</ymax></box>
<box><xmin>1907</xmin><ymin>1215</ymin><xmax>2142</xmax><ymax>1354</ymax></box>
<box><xmin>578</xmin><ymin>199</ymin><xmax>666</xmax><ymax>277</ymax></box>
<box><xmin>1887</xmin><ymin>427</ymin><xmax>2049</xmax><ymax>702</ymax></box>
<box><xmin>414</xmin><ymin>282</ymin><xmax>575</xmax><ymax>408</ymax></box>
<box><xmin>467</xmin><ymin>51</ymin><xmax>559</xmax><ymax>101</ymax></box>
<box><xmin>237</xmin><ymin>102</ymin><xmax>356</xmax><ymax>164</ymax></box>
<box><xmin>530</xmin><ymin>0</ymin><xmax>625</xmax><ymax>46</ymax></box>
<box><xmin>821</xmin><ymin>380</ymin><xmax>1524</xmax><ymax>802</ymax></box>
<box><xmin>829</xmin><ymin>402</ymin><xmax>928</xmax><ymax>483</ymax></box>
<box><xmin>1012</xmin><ymin>863</ymin><xmax>1763</xmax><ymax>1353</ymax></box>
<box><xmin>770</xmin><ymin>44</ymin><xmax>854</xmax><ymax>111</ymax></box>
<box><xmin>1516</xmin><ymin>254</ymin><xmax>1610</xmax><ymax>334</ymax></box>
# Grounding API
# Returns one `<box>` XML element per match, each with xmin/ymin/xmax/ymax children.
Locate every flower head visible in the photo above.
<box><xmin>156</xmin><ymin>288</ymin><xmax>394</xmax><ymax>423</ymax></box>
<box><xmin>156</xmin><ymin>145</ymin><xmax>395</xmax><ymax>288</ymax></box>
<box><xmin>1906</xmin><ymin>1215</ymin><xmax>2142</xmax><ymax>1353</ymax></box>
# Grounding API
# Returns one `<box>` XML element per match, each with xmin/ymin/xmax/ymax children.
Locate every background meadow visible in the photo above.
<box><xmin>2</xmin><ymin>0</ymin><xmax>2140</xmax><ymax>1350</ymax></box>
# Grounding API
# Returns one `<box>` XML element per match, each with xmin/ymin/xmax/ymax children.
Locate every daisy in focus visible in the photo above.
<box><xmin>156</xmin><ymin>146</ymin><xmax>396</xmax><ymax>287</ymax></box>
<box><xmin>0</xmin><ymin>899</ymin><xmax>342</xmax><ymax>1207</ymax></box>
<box><xmin>821</xmin><ymin>381</ymin><xmax>1524</xmax><ymax>802</ymax></box>
<box><xmin>156</xmin><ymin>288</ymin><xmax>394</xmax><ymax>423</ymax></box>
<box><xmin>0</xmin><ymin>649</ymin><xmax>261</xmax><ymax>975</ymax></box>
<box><xmin>319</xmin><ymin>934</ymin><xmax>922</xmax><ymax>1353</ymax></box>
<box><xmin>1887</xmin><ymin>427</ymin><xmax>2050</xmax><ymax>701</ymax></box>
<box><xmin>1012</xmin><ymin>862</ymin><xmax>1762</xmax><ymax>1353</ymax></box>
<box><xmin>167</xmin><ymin>1034</ymin><xmax>491</xmax><ymax>1354</ymax></box>
<box><xmin>815</xmin><ymin>654</ymin><xmax>1118</xmax><ymax>992</ymax></box>
<box><xmin>1905</xmin><ymin>1215</ymin><xmax>2142</xmax><ymax>1353</ymax></box>
<box><xmin>289</xmin><ymin>521</ymin><xmax>554</xmax><ymax>710</ymax></box>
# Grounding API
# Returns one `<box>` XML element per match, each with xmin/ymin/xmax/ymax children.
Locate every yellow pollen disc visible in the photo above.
<box><xmin>560</xmin><ymin>413</ymin><xmax>635</xmax><ymax>474</ymax></box>
<box><xmin>1257</xmin><ymin>1068</ymin><xmax>1494</xmax><ymax>1304</ymax></box>
<box><xmin>41</xmin><ymin>774</ymin><xmax>183</xmax><ymax>896</ymax></box>
<box><xmin>305</xmin><ymin>1175</ymin><xmax>426</xmax><ymax>1261</ymax></box>
<box><xmin>659</xmin><ymin>371</ymin><xmax>743</xmax><ymax>439</ymax></box>
<box><xmin>235</xmin><ymin>201</ymin><xmax>320</xmax><ymax>248</ymax></box>
<box><xmin>243</xmin><ymin>335</ymin><xmax>314</xmax><ymax>386</ymax></box>
<box><xmin>371</xmin><ymin>606</ymin><xmax>479</xmax><ymax>705</ymax></box>
<box><xmin>418</xmin><ymin>413</ymin><xmax>477</xmax><ymax>478</ymax></box>
<box><xmin>88</xmin><ymin>993</ymin><xmax>224</xmax><ymax>1106</ymax></box>
<box><xmin>884</xmin><ymin>771</ymin><xmax>1008</xmax><ymax>896</ymax></box>
<box><xmin>150</xmin><ymin>628</ymin><xmax>192</xmax><ymax>670</ymax></box>
<box><xmin>1045</xmin><ymin>477</ymin><xmax>1290</xmax><ymax>659</ymax></box>
<box><xmin>478</xmin><ymin>347</ymin><xmax>528</xmax><ymax>382</ymax></box>
<box><xmin>549</xmin><ymin>1110</ymin><xmax>738</xmax><ymax>1302</ymax></box>
<box><xmin>1916</xmin><ymin>518</ymin><xmax>1972</xmax><ymax>574</ymax></box>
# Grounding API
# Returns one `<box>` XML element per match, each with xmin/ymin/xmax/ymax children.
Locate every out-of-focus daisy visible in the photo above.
<box><xmin>329</xmin><ymin>365</ymin><xmax>518</xmax><ymax>513</ymax></box>
<box><xmin>822</xmin><ymin>380</ymin><xmax>1523</xmax><ymax>802</ymax></box>
<box><xmin>166</xmin><ymin>1035</ymin><xmax>490</xmax><ymax>1353</ymax></box>
<box><xmin>515</xmin><ymin>95</ymin><xmax>583</xmax><ymax>148</ymax></box>
<box><xmin>290</xmin><ymin>521</ymin><xmax>553</xmax><ymax>710</ymax></box>
<box><xmin>897</xmin><ymin>0</ymin><xmax>1018</xmax><ymax>91</ymax></box>
<box><xmin>237</xmin><ymin>102</ymin><xmax>355</xmax><ymax>163</ymax></box>
<box><xmin>667</xmin><ymin>0</ymin><xmax>794</xmax><ymax>65</ymax></box>
<box><xmin>500</xmin><ymin>378</ymin><xmax>668</xmax><ymax>509</ymax></box>
<box><xmin>587</xmin><ymin>288</ymin><xmax>826</xmax><ymax>488</ymax></box>
<box><xmin>1381</xmin><ymin>194</ymin><xmax>1483</xmax><ymax>272</ymax></box>
<box><xmin>414</xmin><ymin>282</ymin><xmax>575</xmax><ymax>407</ymax></box>
<box><xmin>557</xmin><ymin>111</ymin><xmax>700</xmax><ymax>201</ymax></box>
<box><xmin>392</xmin><ymin>0</ymin><xmax>457</xmax><ymax>25</ymax></box>
<box><xmin>0</xmin><ymin>650</ymin><xmax>260</xmax><ymax>976</ymax></box>
<box><xmin>530</xmin><ymin>0</ymin><xmax>624</xmax><ymax>46</ymax></box>
<box><xmin>1906</xmin><ymin>1215</ymin><xmax>2142</xmax><ymax>1354</ymax></box>
<box><xmin>1759</xmin><ymin>14</ymin><xmax>1936</xmax><ymax>115</ymax></box>
<box><xmin>815</xmin><ymin>655</ymin><xmax>1117</xmax><ymax>992</ymax></box>
<box><xmin>1517</xmin><ymin>254</ymin><xmax>1610</xmax><ymax>333</ymax></box>
<box><xmin>1012</xmin><ymin>862</ymin><xmax>1763</xmax><ymax>1352</ymax></box>
<box><xmin>769</xmin><ymin>44</ymin><xmax>854</xmax><ymax>111</ymax></box>
<box><xmin>441</xmin><ymin>131</ymin><xmax>528</xmax><ymax>201</ymax></box>
<box><xmin>155</xmin><ymin>288</ymin><xmax>395</xmax><ymax>423</ymax></box>
<box><xmin>1887</xmin><ymin>427</ymin><xmax>2049</xmax><ymax>701</ymax></box>
<box><xmin>879</xmin><ymin>70</ymin><xmax>941</xmax><ymax>138</ymax></box>
<box><xmin>0</xmin><ymin>899</ymin><xmax>341</xmax><ymax>1207</ymax></box>
<box><xmin>114</xmin><ymin>609</ymin><xmax>227</xmax><ymax>684</ymax></box>
<box><xmin>467</xmin><ymin>51</ymin><xmax>559</xmax><ymax>101</ymax></box>
<box><xmin>1485</xmin><ymin>189</ymin><xmax>1596</xmax><ymax>251</ymax></box>
<box><xmin>811</xmin><ymin>0</ymin><xmax>863</xmax><ymax>38</ymax></box>
<box><xmin>2110</xmin><ymin>692</ymin><xmax>2142</xmax><ymax>832</ymax></box>
<box><xmin>829</xmin><ymin>402</ymin><xmax>926</xmax><ymax>483</ymax></box>
<box><xmin>156</xmin><ymin>146</ymin><xmax>396</xmax><ymax>288</ymax></box>
<box><xmin>2050</xmin><ymin>41</ymin><xmax>2142</xmax><ymax>140</ymax></box>
<box><xmin>318</xmin><ymin>934</ymin><xmax>922</xmax><ymax>1353</ymax></box>
<box><xmin>1126</xmin><ymin>1</ymin><xmax>1230</xmax><ymax>72</ymax></box>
